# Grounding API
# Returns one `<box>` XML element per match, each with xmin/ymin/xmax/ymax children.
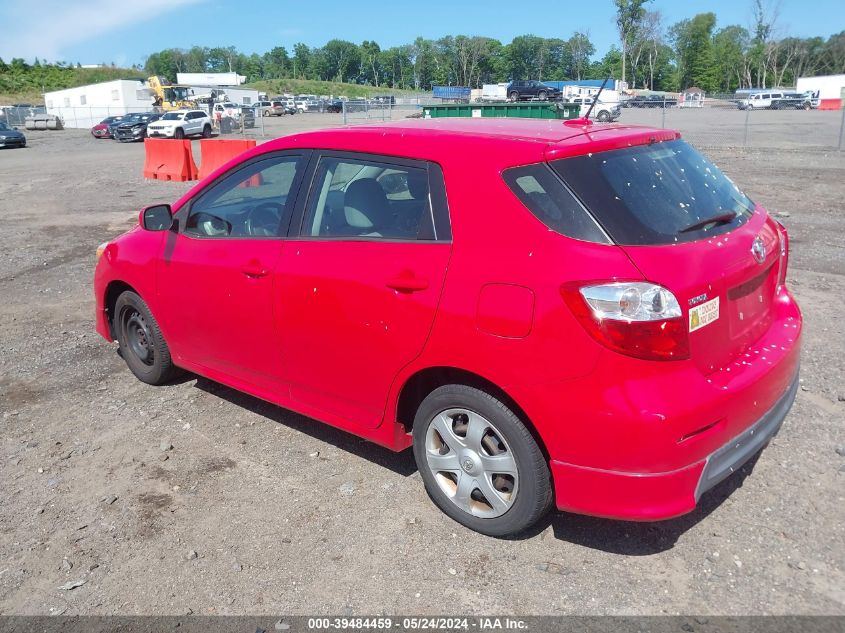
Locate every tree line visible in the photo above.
<box><xmin>143</xmin><ymin>3</ymin><xmax>845</xmax><ymax>96</ymax></box>
<box><xmin>2</xmin><ymin>0</ymin><xmax>844</xmax><ymax>98</ymax></box>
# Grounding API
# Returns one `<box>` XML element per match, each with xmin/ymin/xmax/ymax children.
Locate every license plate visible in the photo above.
<box><xmin>689</xmin><ymin>297</ymin><xmax>720</xmax><ymax>332</ymax></box>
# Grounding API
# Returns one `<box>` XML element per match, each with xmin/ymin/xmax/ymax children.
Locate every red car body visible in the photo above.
<box><xmin>94</xmin><ymin>119</ymin><xmax>801</xmax><ymax>523</ymax></box>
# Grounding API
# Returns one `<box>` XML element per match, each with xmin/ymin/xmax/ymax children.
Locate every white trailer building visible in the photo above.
<box><xmin>176</xmin><ymin>72</ymin><xmax>246</xmax><ymax>86</ymax></box>
<box><xmin>796</xmin><ymin>74</ymin><xmax>845</xmax><ymax>110</ymax></box>
<box><xmin>44</xmin><ymin>79</ymin><xmax>155</xmax><ymax>128</ymax></box>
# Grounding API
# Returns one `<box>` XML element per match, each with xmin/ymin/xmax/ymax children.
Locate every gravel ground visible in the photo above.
<box><xmin>0</xmin><ymin>120</ymin><xmax>843</xmax><ymax>616</ymax></box>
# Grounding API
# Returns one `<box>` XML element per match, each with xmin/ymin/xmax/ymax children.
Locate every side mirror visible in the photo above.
<box><xmin>140</xmin><ymin>204</ymin><xmax>173</xmax><ymax>231</ymax></box>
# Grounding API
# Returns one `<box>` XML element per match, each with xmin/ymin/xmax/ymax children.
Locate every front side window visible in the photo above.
<box><xmin>185</xmin><ymin>155</ymin><xmax>304</xmax><ymax>238</ymax></box>
<box><xmin>301</xmin><ymin>156</ymin><xmax>434</xmax><ymax>240</ymax></box>
<box><xmin>551</xmin><ymin>139</ymin><xmax>755</xmax><ymax>245</ymax></box>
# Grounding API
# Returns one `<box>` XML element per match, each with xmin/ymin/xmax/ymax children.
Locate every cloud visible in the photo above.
<box><xmin>0</xmin><ymin>0</ymin><xmax>206</xmax><ymax>62</ymax></box>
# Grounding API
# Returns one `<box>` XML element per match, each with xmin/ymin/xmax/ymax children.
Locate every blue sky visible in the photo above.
<box><xmin>2</xmin><ymin>0</ymin><xmax>843</xmax><ymax>66</ymax></box>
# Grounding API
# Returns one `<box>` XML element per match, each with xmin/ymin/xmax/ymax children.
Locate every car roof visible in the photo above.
<box><xmin>262</xmin><ymin>118</ymin><xmax>676</xmax><ymax>166</ymax></box>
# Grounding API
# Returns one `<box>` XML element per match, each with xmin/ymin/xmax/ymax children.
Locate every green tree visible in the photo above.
<box><xmin>567</xmin><ymin>32</ymin><xmax>595</xmax><ymax>80</ymax></box>
<box><xmin>712</xmin><ymin>26</ymin><xmax>750</xmax><ymax>92</ymax></box>
<box><xmin>614</xmin><ymin>0</ymin><xmax>651</xmax><ymax>84</ymax></box>
<box><xmin>670</xmin><ymin>13</ymin><xmax>718</xmax><ymax>91</ymax></box>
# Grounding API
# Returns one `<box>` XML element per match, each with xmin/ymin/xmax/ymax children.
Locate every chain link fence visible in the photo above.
<box><xmin>619</xmin><ymin>96</ymin><xmax>845</xmax><ymax>151</ymax></box>
<box><xmin>6</xmin><ymin>94</ymin><xmax>844</xmax><ymax>151</ymax></box>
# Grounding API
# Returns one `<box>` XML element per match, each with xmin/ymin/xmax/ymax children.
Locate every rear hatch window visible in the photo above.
<box><xmin>550</xmin><ymin>139</ymin><xmax>754</xmax><ymax>245</ymax></box>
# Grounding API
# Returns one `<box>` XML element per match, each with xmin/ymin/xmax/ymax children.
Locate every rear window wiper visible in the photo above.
<box><xmin>679</xmin><ymin>211</ymin><xmax>737</xmax><ymax>233</ymax></box>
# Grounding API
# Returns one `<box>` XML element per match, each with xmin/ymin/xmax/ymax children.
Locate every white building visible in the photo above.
<box><xmin>44</xmin><ymin>79</ymin><xmax>154</xmax><ymax>128</ymax></box>
<box><xmin>796</xmin><ymin>74</ymin><xmax>845</xmax><ymax>110</ymax></box>
<box><xmin>177</xmin><ymin>72</ymin><xmax>246</xmax><ymax>86</ymax></box>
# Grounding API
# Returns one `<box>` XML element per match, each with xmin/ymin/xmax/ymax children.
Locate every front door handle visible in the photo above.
<box><xmin>386</xmin><ymin>275</ymin><xmax>429</xmax><ymax>292</ymax></box>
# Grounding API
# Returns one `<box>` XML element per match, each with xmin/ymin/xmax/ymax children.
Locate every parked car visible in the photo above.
<box><xmin>241</xmin><ymin>106</ymin><xmax>256</xmax><ymax>129</ymax></box>
<box><xmin>0</xmin><ymin>121</ymin><xmax>26</xmax><ymax>148</ymax></box>
<box><xmin>624</xmin><ymin>94</ymin><xmax>678</xmax><ymax>108</ymax></box>
<box><xmin>506</xmin><ymin>80</ymin><xmax>562</xmax><ymax>102</ymax></box>
<box><xmin>94</xmin><ymin>118</ymin><xmax>802</xmax><ymax>537</ymax></box>
<box><xmin>91</xmin><ymin>116</ymin><xmax>124</xmax><ymax>139</ymax></box>
<box><xmin>146</xmin><ymin>110</ymin><xmax>213</xmax><ymax>139</ymax></box>
<box><xmin>112</xmin><ymin>112</ymin><xmax>163</xmax><ymax>142</ymax></box>
<box><xmin>738</xmin><ymin>92</ymin><xmax>784</xmax><ymax>110</ymax></box>
<box><xmin>326</xmin><ymin>100</ymin><xmax>344</xmax><ymax>113</ymax></box>
<box><xmin>253</xmin><ymin>100</ymin><xmax>274</xmax><ymax>116</ymax></box>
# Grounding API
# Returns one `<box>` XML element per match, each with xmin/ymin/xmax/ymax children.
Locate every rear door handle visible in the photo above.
<box><xmin>242</xmin><ymin>265</ymin><xmax>269</xmax><ymax>278</ymax></box>
<box><xmin>386</xmin><ymin>276</ymin><xmax>429</xmax><ymax>292</ymax></box>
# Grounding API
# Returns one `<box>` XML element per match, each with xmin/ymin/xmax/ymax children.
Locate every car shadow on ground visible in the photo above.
<box><xmin>191</xmin><ymin>376</ymin><xmax>418</xmax><ymax>477</ymax></box>
<box><xmin>190</xmin><ymin>373</ymin><xmax>760</xmax><ymax>553</ymax></box>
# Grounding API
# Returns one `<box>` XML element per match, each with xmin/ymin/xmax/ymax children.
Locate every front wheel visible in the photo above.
<box><xmin>412</xmin><ymin>384</ymin><xmax>553</xmax><ymax>537</ymax></box>
<box><xmin>508</xmin><ymin>91</ymin><xmax>519</xmax><ymax>102</ymax></box>
<box><xmin>114</xmin><ymin>291</ymin><xmax>181</xmax><ymax>385</ymax></box>
<box><xmin>538</xmin><ymin>90</ymin><xmax>548</xmax><ymax>101</ymax></box>
<box><xmin>597</xmin><ymin>111</ymin><xmax>609</xmax><ymax>122</ymax></box>
<box><xmin>173</xmin><ymin>127</ymin><xmax>185</xmax><ymax>139</ymax></box>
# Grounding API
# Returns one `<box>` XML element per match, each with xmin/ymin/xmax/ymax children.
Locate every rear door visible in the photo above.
<box><xmin>552</xmin><ymin>139</ymin><xmax>781</xmax><ymax>375</ymax></box>
<box><xmin>275</xmin><ymin>152</ymin><xmax>452</xmax><ymax>429</ymax></box>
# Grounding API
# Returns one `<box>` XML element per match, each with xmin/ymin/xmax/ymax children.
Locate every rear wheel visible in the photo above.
<box><xmin>114</xmin><ymin>291</ymin><xmax>181</xmax><ymax>385</ymax></box>
<box><xmin>508</xmin><ymin>91</ymin><xmax>520</xmax><ymax>102</ymax></box>
<box><xmin>538</xmin><ymin>90</ymin><xmax>548</xmax><ymax>101</ymax></box>
<box><xmin>173</xmin><ymin>127</ymin><xmax>185</xmax><ymax>139</ymax></box>
<box><xmin>412</xmin><ymin>384</ymin><xmax>552</xmax><ymax>537</ymax></box>
<box><xmin>202</xmin><ymin>124</ymin><xmax>212</xmax><ymax>138</ymax></box>
<box><xmin>597</xmin><ymin>110</ymin><xmax>609</xmax><ymax>122</ymax></box>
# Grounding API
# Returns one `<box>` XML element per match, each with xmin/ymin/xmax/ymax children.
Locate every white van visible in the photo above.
<box><xmin>739</xmin><ymin>92</ymin><xmax>784</xmax><ymax>110</ymax></box>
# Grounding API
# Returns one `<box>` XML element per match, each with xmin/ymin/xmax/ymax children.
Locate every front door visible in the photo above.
<box><xmin>157</xmin><ymin>152</ymin><xmax>309</xmax><ymax>391</ymax></box>
<box><xmin>276</xmin><ymin>153</ymin><xmax>452</xmax><ymax>429</ymax></box>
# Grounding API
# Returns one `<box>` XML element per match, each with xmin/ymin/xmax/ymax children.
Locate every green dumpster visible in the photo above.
<box><xmin>422</xmin><ymin>102</ymin><xmax>579</xmax><ymax>120</ymax></box>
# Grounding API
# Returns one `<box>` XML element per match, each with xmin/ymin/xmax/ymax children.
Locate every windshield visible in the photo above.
<box><xmin>161</xmin><ymin>112</ymin><xmax>184</xmax><ymax>120</ymax></box>
<box><xmin>551</xmin><ymin>139</ymin><xmax>755</xmax><ymax>245</ymax></box>
<box><xmin>0</xmin><ymin>122</ymin><xmax>10</xmax><ymax>131</ymax></box>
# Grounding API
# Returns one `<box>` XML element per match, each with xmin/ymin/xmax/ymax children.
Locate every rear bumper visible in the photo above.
<box><xmin>550</xmin><ymin>370</ymin><xmax>798</xmax><ymax>520</ymax></box>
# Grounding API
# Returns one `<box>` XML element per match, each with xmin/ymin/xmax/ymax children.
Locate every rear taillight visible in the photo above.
<box><xmin>776</xmin><ymin>221</ymin><xmax>789</xmax><ymax>289</ymax></box>
<box><xmin>561</xmin><ymin>281</ymin><xmax>690</xmax><ymax>361</ymax></box>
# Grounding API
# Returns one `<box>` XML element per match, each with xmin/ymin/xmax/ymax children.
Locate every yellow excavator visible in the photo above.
<box><xmin>147</xmin><ymin>76</ymin><xmax>198</xmax><ymax>111</ymax></box>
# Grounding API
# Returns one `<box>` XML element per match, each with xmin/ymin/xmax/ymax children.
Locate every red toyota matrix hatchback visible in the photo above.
<box><xmin>94</xmin><ymin>118</ymin><xmax>801</xmax><ymax>536</ymax></box>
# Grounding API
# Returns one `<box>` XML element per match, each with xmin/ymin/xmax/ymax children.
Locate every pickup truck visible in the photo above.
<box><xmin>623</xmin><ymin>94</ymin><xmax>677</xmax><ymax>108</ymax></box>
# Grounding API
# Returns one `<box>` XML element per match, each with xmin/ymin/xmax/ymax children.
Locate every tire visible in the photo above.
<box><xmin>597</xmin><ymin>110</ymin><xmax>609</xmax><ymax>122</ymax></box>
<box><xmin>114</xmin><ymin>291</ymin><xmax>181</xmax><ymax>385</ymax></box>
<box><xmin>412</xmin><ymin>384</ymin><xmax>553</xmax><ymax>537</ymax></box>
<box><xmin>202</xmin><ymin>125</ymin><xmax>212</xmax><ymax>138</ymax></box>
<box><xmin>173</xmin><ymin>127</ymin><xmax>185</xmax><ymax>139</ymax></box>
<box><xmin>746</xmin><ymin>104</ymin><xmax>754</xmax><ymax>110</ymax></box>
<box><xmin>538</xmin><ymin>90</ymin><xmax>548</xmax><ymax>101</ymax></box>
<box><xmin>508</xmin><ymin>91</ymin><xmax>520</xmax><ymax>102</ymax></box>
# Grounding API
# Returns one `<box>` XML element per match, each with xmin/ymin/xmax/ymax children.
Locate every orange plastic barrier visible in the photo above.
<box><xmin>143</xmin><ymin>139</ymin><xmax>198</xmax><ymax>182</ymax></box>
<box><xmin>818</xmin><ymin>99</ymin><xmax>843</xmax><ymax>111</ymax></box>
<box><xmin>198</xmin><ymin>138</ymin><xmax>258</xmax><ymax>181</ymax></box>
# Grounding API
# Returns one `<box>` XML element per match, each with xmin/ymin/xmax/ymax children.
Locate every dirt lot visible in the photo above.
<box><xmin>0</xmin><ymin>116</ymin><xmax>843</xmax><ymax>617</ymax></box>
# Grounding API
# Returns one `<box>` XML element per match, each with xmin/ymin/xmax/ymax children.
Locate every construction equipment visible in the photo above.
<box><xmin>147</xmin><ymin>76</ymin><xmax>198</xmax><ymax>111</ymax></box>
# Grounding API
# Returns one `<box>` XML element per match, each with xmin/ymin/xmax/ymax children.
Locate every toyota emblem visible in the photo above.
<box><xmin>751</xmin><ymin>236</ymin><xmax>766</xmax><ymax>264</ymax></box>
<box><xmin>462</xmin><ymin>459</ymin><xmax>474</xmax><ymax>473</ymax></box>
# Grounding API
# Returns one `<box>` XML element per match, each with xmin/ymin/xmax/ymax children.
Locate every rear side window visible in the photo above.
<box><xmin>551</xmin><ymin>139</ymin><xmax>755</xmax><ymax>245</ymax></box>
<box><xmin>503</xmin><ymin>164</ymin><xmax>610</xmax><ymax>244</ymax></box>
